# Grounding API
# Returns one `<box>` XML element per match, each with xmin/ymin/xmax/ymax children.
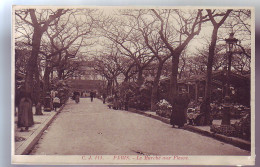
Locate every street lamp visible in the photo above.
<box><xmin>225</xmin><ymin>33</ymin><xmax>238</xmax><ymax>53</ymax></box>
<box><xmin>221</xmin><ymin>33</ymin><xmax>238</xmax><ymax>125</ymax></box>
<box><xmin>225</xmin><ymin>32</ymin><xmax>238</xmax><ymax>96</ymax></box>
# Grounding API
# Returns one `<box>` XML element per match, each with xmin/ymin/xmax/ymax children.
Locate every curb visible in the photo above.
<box><xmin>127</xmin><ymin>108</ymin><xmax>250</xmax><ymax>151</ymax></box>
<box><xmin>15</xmin><ymin>104</ymin><xmax>66</xmax><ymax>155</ymax></box>
<box><xmin>128</xmin><ymin>108</ymin><xmax>170</xmax><ymax>124</ymax></box>
<box><xmin>183</xmin><ymin>125</ymin><xmax>251</xmax><ymax>151</ymax></box>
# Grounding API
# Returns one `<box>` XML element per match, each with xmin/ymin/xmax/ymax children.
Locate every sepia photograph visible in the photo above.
<box><xmin>12</xmin><ymin>6</ymin><xmax>255</xmax><ymax>165</ymax></box>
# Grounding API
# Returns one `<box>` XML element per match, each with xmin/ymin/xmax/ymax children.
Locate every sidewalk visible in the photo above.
<box><xmin>14</xmin><ymin>104</ymin><xmax>65</xmax><ymax>155</ymax></box>
<box><xmin>127</xmin><ymin>108</ymin><xmax>251</xmax><ymax>151</ymax></box>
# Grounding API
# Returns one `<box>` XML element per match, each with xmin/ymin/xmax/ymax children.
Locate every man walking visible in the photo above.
<box><xmin>90</xmin><ymin>91</ymin><xmax>94</xmax><ymax>102</ymax></box>
<box><xmin>102</xmin><ymin>91</ymin><xmax>107</xmax><ymax>104</ymax></box>
<box><xmin>53</xmin><ymin>96</ymin><xmax>60</xmax><ymax>111</ymax></box>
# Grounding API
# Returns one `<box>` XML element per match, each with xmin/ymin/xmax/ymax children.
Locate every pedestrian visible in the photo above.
<box><xmin>124</xmin><ymin>93</ymin><xmax>129</xmax><ymax>111</ymax></box>
<box><xmin>18</xmin><ymin>91</ymin><xmax>34</xmax><ymax>132</ymax></box>
<box><xmin>200</xmin><ymin>98</ymin><xmax>207</xmax><ymax>113</ymax></box>
<box><xmin>74</xmin><ymin>91</ymin><xmax>80</xmax><ymax>103</ymax></box>
<box><xmin>102</xmin><ymin>91</ymin><xmax>107</xmax><ymax>104</ymax></box>
<box><xmin>170</xmin><ymin>89</ymin><xmax>190</xmax><ymax>128</ymax></box>
<box><xmin>50</xmin><ymin>90</ymin><xmax>56</xmax><ymax>110</ymax></box>
<box><xmin>90</xmin><ymin>90</ymin><xmax>94</xmax><ymax>102</ymax></box>
<box><xmin>194</xmin><ymin>97</ymin><xmax>213</xmax><ymax>126</ymax></box>
<box><xmin>113</xmin><ymin>98</ymin><xmax>119</xmax><ymax>110</ymax></box>
<box><xmin>113</xmin><ymin>92</ymin><xmax>119</xmax><ymax>110</ymax></box>
<box><xmin>35</xmin><ymin>101</ymin><xmax>43</xmax><ymax>115</ymax></box>
<box><xmin>44</xmin><ymin>92</ymin><xmax>52</xmax><ymax>111</ymax></box>
<box><xmin>53</xmin><ymin>96</ymin><xmax>60</xmax><ymax>111</ymax></box>
<box><xmin>50</xmin><ymin>90</ymin><xmax>56</xmax><ymax>99</ymax></box>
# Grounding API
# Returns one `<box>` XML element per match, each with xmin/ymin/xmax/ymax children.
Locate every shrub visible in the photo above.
<box><xmin>51</xmin><ymin>79</ymin><xmax>70</xmax><ymax>104</ymax></box>
<box><xmin>118</xmin><ymin>81</ymin><xmax>152</xmax><ymax>111</ymax></box>
<box><xmin>210</xmin><ymin>113</ymin><xmax>250</xmax><ymax>141</ymax></box>
<box><xmin>106</xmin><ymin>96</ymin><xmax>114</xmax><ymax>103</ymax></box>
<box><xmin>155</xmin><ymin>99</ymin><xmax>172</xmax><ymax>118</ymax></box>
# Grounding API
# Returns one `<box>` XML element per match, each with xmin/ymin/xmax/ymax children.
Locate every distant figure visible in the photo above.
<box><xmin>102</xmin><ymin>92</ymin><xmax>107</xmax><ymax>104</ymax></box>
<box><xmin>170</xmin><ymin>89</ymin><xmax>190</xmax><ymax>128</ymax></box>
<box><xmin>50</xmin><ymin>90</ymin><xmax>56</xmax><ymax>99</ymax></box>
<box><xmin>73</xmin><ymin>91</ymin><xmax>80</xmax><ymax>98</ymax></box>
<box><xmin>124</xmin><ymin>91</ymin><xmax>130</xmax><ymax>111</ymax></box>
<box><xmin>73</xmin><ymin>91</ymin><xmax>80</xmax><ymax>103</ymax></box>
<box><xmin>200</xmin><ymin>98</ymin><xmax>207</xmax><ymax>113</ymax></box>
<box><xmin>113</xmin><ymin>92</ymin><xmax>119</xmax><ymax>110</ymax></box>
<box><xmin>18</xmin><ymin>92</ymin><xmax>34</xmax><ymax>132</ymax></box>
<box><xmin>90</xmin><ymin>91</ymin><xmax>94</xmax><ymax>102</ymax></box>
<box><xmin>44</xmin><ymin>92</ymin><xmax>52</xmax><ymax>112</ymax></box>
<box><xmin>35</xmin><ymin>102</ymin><xmax>43</xmax><ymax>115</ymax></box>
<box><xmin>53</xmin><ymin>96</ymin><xmax>60</xmax><ymax>111</ymax></box>
<box><xmin>50</xmin><ymin>90</ymin><xmax>56</xmax><ymax>110</ymax></box>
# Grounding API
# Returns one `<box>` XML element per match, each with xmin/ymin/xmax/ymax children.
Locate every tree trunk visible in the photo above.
<box><xmin>204</xmin><ymin>27</ymin><xmax>218</xmax><ymax>125</ymax></box>
<box><xmin>114</xmin><ymin>77</ymin><xmax>119</xmax><ymax>88</ymax></box>
<box><xmin>169</xmin><ymin>53</ymin><xmax>181</xmax><ymax>105</ymax></box>
<box><xmin>24</xmin><ymin>29</ymin><xmax>43</xmax><ymax>120</ymax></box>
<box><xmin>204</xmin><ymin>9</ymin><xmax>232</xmax><ymax>125</ymax></box>
<box><xmin>151</xmin><ymin>62</ymin><xmax>163</xmax><ymax>111</ymax></box>
<box><xmin>34</xmin><ymin>64</ymin><xmax>43</xmax><ymax>115</ymax></box>
<box><xmin>107</xmin><ymin>80</ymin><xmax>112</xmax><ymax>96</ymax></box>
<box><xmin>137</xmin><ymin>69</ymin><xmax>144</xmax><ymax>86</ymax></box>
<box><xmin>25</xmin><ymin>31</ymin><xmax>42</xmax><ymax>94</ymax></box>
<box><xmin>43</xmin><ymin>66</ymin><xmax>52</xmax><ymax>96</ymax></box>
<box><xmin>57</xmin><ymin>68</ymin><xmax>64</xmax><ymax>80</ymax></box>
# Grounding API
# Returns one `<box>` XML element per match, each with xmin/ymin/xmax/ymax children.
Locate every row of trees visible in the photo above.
<box><xmin>15</xmin><ymin>9</ymin><xmax>100</xmax><ymax>113</ymax></box>
<box><xmin>91</xmin><ymin>9</ymin><xmax>251</xmax><ymax>123</ymax></box>
<box><xmin>15</xmin><ymin>8</ymin><xmax>251</xmax><ymax>123</ymax></box>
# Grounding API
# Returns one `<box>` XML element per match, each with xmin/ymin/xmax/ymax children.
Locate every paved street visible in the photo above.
<box><xmin>30</xmin><ymin>98</ymin><xmax>250</xmax><ymax>155</ymax></box>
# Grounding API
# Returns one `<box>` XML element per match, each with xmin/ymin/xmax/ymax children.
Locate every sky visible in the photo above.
<box><xmin>14</xmin><ymin>7</ymin><xmax>251</xmax><ymax>61</ymax></box>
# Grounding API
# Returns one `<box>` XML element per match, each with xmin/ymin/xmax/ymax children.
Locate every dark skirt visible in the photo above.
<box><xmin>170</xmin><ymin>105</ymin><xmax>187</xmax><ymax>127</ymax></box>
<box><xmin>18</xmin><ymin>98</ymin><xmax>34</xmax><ymax>128</ymax></box>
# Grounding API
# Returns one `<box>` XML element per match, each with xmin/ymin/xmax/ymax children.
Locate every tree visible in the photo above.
<box><xmin>39</xmin><ymin>9</ymin><xmax>96</xmax><ymax>94</ymax></box>
<box><xmin>223</xmin><ymin>9</ymin><xmax>251</xmax><ymax>75</ymax></box>
<box><xmin>123</xmin><ymin>9</ymin><xmax>172</xmax><ymax>111</ymax></box>
<box><xmin>93</xmin><ymin>45</ymin><xmax>123</xmax><ymax>95</ymax></box>
<box><xmin>15</xmin><ymin>9</ymin><xmax>68</xmax><ymax>111</ymax></box>
<box><xmin>100</xmin><ymin>11</ymin><xmax>155</xmax><ymax>86</ymax></box>
<box><xmin>204</xmin><ymin>9</ymin><xmax>232</xmax><ymax>125</ymax></box>
<box><xmin>151</xmin><ymin>9</ymin><xmax>205</xmax><ymax>107</ymax></box>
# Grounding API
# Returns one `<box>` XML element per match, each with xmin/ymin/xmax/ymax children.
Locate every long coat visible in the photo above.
<box><xmin>18</xmin><ymin>98</ymin><xmax>34</xmax><ymax>128</ymax></box>
<box><xmin>170</xmin><ymin>93</ymin><xmax>190</xmax><ymax>127</ymax></box>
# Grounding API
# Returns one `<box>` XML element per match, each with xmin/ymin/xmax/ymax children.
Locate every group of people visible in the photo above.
<box><xmin>106</xmin><ymin>90</ymin><xmax>130</xmax><ymax>111</ymax></box>
<box><xmin>17</xmin><ymin>89</ymin><xmax>61</xmax><ymax>132</ymax></box>
<box><xmin>50</xmin><ymin>90</ymin><xmax>60</xmax><ymax>111</ymax></box>
<box><xmin>72</xmin><ymin>90</ymin><xmax>97</xmax><ymax>103</ymax></box>
<box><xmin>44</xmin><ymin>90</ymin><xmax>61</xmax><ymax>111</ymax></box>
<box><xmin>169</xmin><ymin>89</ymin><xmax>212</xmax><ymax>128</ymax></box>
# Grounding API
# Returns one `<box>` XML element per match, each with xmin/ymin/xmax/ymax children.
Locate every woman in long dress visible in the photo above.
<box><xmin>170</xmin><ymin>90</ymin><xmax>190</xmax><ymax>128</ymax></box>
<box><xmin>18</xmin><ymin>92</ymin><xmax>34</xmax><ymax>131</ymax></box>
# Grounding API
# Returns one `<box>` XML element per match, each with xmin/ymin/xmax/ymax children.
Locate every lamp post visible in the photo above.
<box><xmin>221</xmin><ymin>32</ymin><xmax>238</xmax><ymax>125</ymax></box>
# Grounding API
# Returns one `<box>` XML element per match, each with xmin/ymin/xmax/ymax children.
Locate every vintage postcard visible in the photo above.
<box><xmin>12</xmin><ymin>6</ymin><xmax>255</xmax><ymax>165</ymax></box>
